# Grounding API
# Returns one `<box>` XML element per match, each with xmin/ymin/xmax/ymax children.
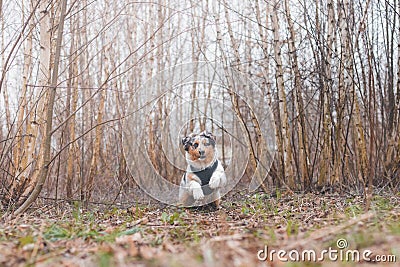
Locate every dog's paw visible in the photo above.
<box><xmin>193</xmin><ymin>188</ymin><xmax>204</xmax><ymax>200</ymax></box>
<box><xmin>209</xmin><ymin>176</ymin><xmax>220</xmax><ymax>189</ymax></box>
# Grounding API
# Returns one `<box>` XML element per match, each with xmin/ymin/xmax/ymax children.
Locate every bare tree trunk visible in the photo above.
<box><xmin>271</xmin><ymin>0</ymin><xmax>294</xmax><ymax>189</ymax></box>
<box><xmin>319</xmin><ymin>0</ymin><xmax>335</xmax><ymax>187</ymax></box>
<box><xmin>66</xmin><ymin>14</ymin><xmax>78</xmax><ymax>200</ymax></box>
<box><xmin>284</xmin><ymin>0</ymin><xmax>309</xmax><ymax>190</ymax></box>
<box><xmin>10</xmin><ymin>0</ymin><xmax>34</xmax><ymax>200</ymax></box>
<box><xmin>85</xmin><ymin>32</ymin><xmax>108</xmax><ymax>205</ymax></box>
<box><xmin>189</xmin><ymin>11</ymin><xmax>199</xmax><ymax>133</ymax></box>
<box><xmin>0</xmin><ymin>0</ymin><xmax>39</xmax><ymax>95</ymax></box>
<box><xmin>9</xmin><ymin>0</ymin><xmax>53</xmax><ymax>204</ymax></box>
<box><xmin>386</xmin><ymin>0</ymin><xmax>400</xmax><ymax>181</ymax></box>
<box><xmin>397</xmin><ymin>0</ymin><xmax>400</xmax><ymax>165</ymax></box>
<box><xmin>397</xmin><ymin>0</ymin><xmax>400</xmax><ymax>131</ymax></box>
<box><xmin>0</xmin><ymin>0</ymin><xmax>3</xmax><ymax>149</ymax></box>
<box><xmin>343</xmin><ymin>0</ymin><xmax>368</xmax><ymax>189</ymax></box>
<box><xmin>78</xmin><ymin>0</ymin><xmax>89</xmax><ymax>203</ymax></box>
<box><xmin>1</xmin><ymin>0</ymin><xmax>10</xmax><ymax>129</ymax></box>
<box><xmin>255</xmin><ymin>0</ymin><xmax>271</xmax><ymax>99</ymax></box>
<box><xmin>221</xmin><ymin>0</ymin><xmax>266</xmax><ymax>190</ymax></box>
<box><xmin>333</xmin><ymin>0</ymin><xmax>348</xmax><ymax>187</ymax></box>
<box><xmin>15</xmin><ymin>0</ymin><xmax>68</xmax><ymax>215</ymax></box>
<box><xmin>85</xmin><ymin>91</ymin><xmax>106</xmax><ymax>204</ymax></box>
<box><xmin>2</xmin><ymin>85</ymin><xmax>11</xmax><ymax>131</ymax></box>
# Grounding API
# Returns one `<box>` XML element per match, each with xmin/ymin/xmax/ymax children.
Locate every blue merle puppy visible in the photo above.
<box><xmin>179</xmin><ymin>131</ymin><xmax>227</xmax><ymax>208</ymax></box>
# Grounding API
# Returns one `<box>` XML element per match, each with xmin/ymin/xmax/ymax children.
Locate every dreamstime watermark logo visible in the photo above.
<box><xmin>257</xmin><ymin>238</ymin><xmax>397</xmax><ymax>263</ymax></box>
<box><xmin>122</xmin><ymin>62</ymin><xmax>276</xmax><ymax>206</ymax></box>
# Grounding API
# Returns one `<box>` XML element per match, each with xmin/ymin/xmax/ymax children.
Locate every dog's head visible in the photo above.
<box><xmin>182</xmin><ymin>131</ymin><xmax>216</xmax><ymax>165</ymax></box>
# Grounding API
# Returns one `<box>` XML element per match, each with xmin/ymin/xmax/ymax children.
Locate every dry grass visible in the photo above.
<box><xmin>1</xmin><ymin>192</ymin><xmax>399</xmax><ymax>266</ymax></box>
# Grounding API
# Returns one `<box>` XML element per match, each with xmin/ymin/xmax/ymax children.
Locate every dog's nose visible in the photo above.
<box><xmin>199</xmin><ymin>150</ymin><xmax>205</xmax><ymax>156</ymax></box>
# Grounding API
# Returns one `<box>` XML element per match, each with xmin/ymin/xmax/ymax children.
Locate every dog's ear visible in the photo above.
<box><xmin>181</xmin><ymin>136</ymin><xmax>192</xmax><ymax>151</ymax></box>
<box><xmin>200</xmin><ymin>131</ymin><xmax>216</xmax><ymax>145</ymax></box>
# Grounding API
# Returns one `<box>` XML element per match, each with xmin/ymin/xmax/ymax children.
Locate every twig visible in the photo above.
<box><xmin>208</xmin><ymin>233</ymin><xmax>248</xmax><ymax>242</ymax></box>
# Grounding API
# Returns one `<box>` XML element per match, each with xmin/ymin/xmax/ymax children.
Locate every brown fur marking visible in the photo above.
<box><xmin>188</xmin><ymin>145</ymin><xmax>201</xmax><ymax>161</ymax></box>
<box><xmin>213</xmin><ymin>198</ymin><xmax>221</xmax><ymax>208</ymax></box>
<box><xmin>186</xmin><ymin>173</ymin><xmax>201</xmax><ymax>184</ymax></box>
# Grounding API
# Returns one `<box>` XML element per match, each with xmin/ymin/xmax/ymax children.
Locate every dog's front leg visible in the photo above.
<box><xmin>211</xmin><ymin>189</ymin><xmax>221</xmax><ymax>208</ymax></box>
<box><xmin>189</xmin><ymin>180</ymin><xmax>204</xmax><ymax>200</ymax></box>
<box><xmin>209</xmin><ymin>169</ymin><xmax>226</xmax><ymax>189</ymax></box>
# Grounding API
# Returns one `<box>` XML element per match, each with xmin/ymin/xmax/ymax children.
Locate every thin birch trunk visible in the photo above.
<box><xmin>85</xmin><ymin>44</ymin><xmax>108</xmax><ymax>205</ymax></box>
<box><xmin>255</xmin><ymin>0</ymin><xmax>272</xmax><ymax>103</ymax></box>
<box><xmin>333</xmin><ymin>0</ymin><xmax>348</xmax><ymax>186</ymax></box>
<box><xmin>9</xmin><ymin>1</ymin><xmax>34</xmax><ymax>201</ymax></box>
<box><xmin>78</xmin><ymin>0</ymin><xmax>89</xmax><ymax>203</ymax></box>
<box><xmin>397</xmin><ymin>0</ymin><xmax>400</xmax><ymax>163</ymax></box>
<box><xmin>12</xmin><ymin>0</ymin><xmax>52</xmax><ymax>204</ymax></box>
<box><xmin>271</xmin><ymin>1</ymin><xmax>294</xmax><ymax>188</ymax></box>
<box><xmin>222</xmin><ymin>0</ymin><xmax>265</xmax><ymax>189</ymax></box>
<box><xmin>0</xmin><ymin>0</ymin><xmax>3</xmax><ymax>148</ymax></box>
<box><xmin>66</xmin><ymin>15</ymin><xmax>78</xmax><ymax>200</ymax></box>
<box><xmin>1</xmin><ymin>0</ymin><xmax>10</xmax><ymax>129</ymax></box>
<box><xmin>386</xmin><ymin>0</ymin><xmax>400</xmax><ymax>177</ymax></box>
<box><xmin>2</xmin><ymin>85</ymin><xmax>11</xmax><ymax>131</ymax></box>
<box><xmin>319</xmin><ymin>0</ymin><xmax>335</xmax><ymax>187</ymax></box>
<box><xmin>343</xmin><ymin>0</ymin><xmax>368</xmax><ymax>188</ymax></box>
<box><xmin>15</xmin><ymin>0</ymin><xmax>68</xmax><ymax>215</ymax></box>
<box><xmin>284</xmin><ymin>0</ymin><xmax>309</xmax><ymax>190</ymax></box>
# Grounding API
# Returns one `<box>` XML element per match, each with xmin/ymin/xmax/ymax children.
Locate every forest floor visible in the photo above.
<box><xmin>0</xmin><ymin>191</ymin><xmax>399</xmax><ymax>267</ymax></box>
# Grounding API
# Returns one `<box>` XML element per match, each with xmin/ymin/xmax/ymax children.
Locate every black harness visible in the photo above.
<box><xmin>187</xmin><ymin>160</ymin><xmax>219</xmax><ymax>195</ymax></box>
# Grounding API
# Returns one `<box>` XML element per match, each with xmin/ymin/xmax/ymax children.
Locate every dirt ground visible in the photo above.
<box><xmin>0</xmin><ymin>192</ymin><xmax>399</xmax><ymax>267</ymax></box>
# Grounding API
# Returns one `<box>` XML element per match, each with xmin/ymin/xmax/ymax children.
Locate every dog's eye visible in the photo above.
<box><xmin>204</xmin><ymin>142</ymin><xmax>210</xmax><ymax>146</ymax></box>
<box><xmin>193</xmin><ymin>143</ymin><xmax>199</xmax><ymax>149</ymax></box>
